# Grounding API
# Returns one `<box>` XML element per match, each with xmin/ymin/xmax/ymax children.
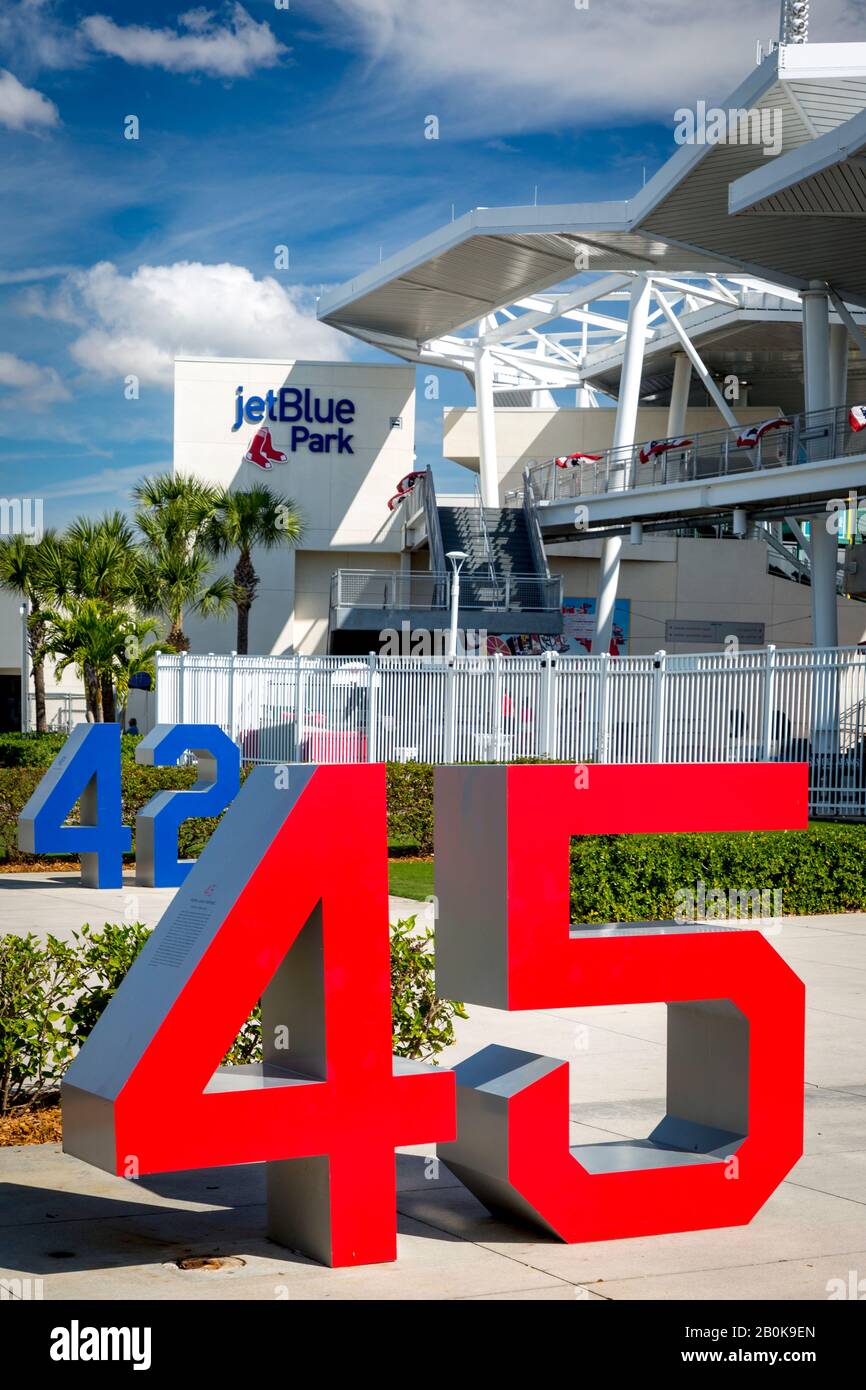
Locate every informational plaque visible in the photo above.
<box><xmin>665</xmin><ymin>620</ymin><xmax>766</xmax><ymax>646</ymax></box>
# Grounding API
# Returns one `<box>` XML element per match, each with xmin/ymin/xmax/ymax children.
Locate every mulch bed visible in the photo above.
<box><xmin>0</xmin><ymin>1103</ymin><xmax>62</xmax><ymax>1146</ymax></box>
<box><xmin>0</xmin><ymin>863</ymin><xmax>83</xmax><ymax>874</ymax></box>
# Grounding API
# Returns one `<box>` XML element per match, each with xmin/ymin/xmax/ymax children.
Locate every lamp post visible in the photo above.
<box><xmin>19</xmin><ymin>601</ymin><xmax>30</xmax><ymax>733</ymax></box>
<box><xmin>446</xmin><ymin>551</ymin><xmax>468</xmax><ymax>660</ymax></box>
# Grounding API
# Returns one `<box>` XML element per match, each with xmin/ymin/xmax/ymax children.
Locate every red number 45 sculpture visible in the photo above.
<box><xmin>62</xmin><ymin>759</ymin><xmax>807</xmax><ymax>1267</ymax></box>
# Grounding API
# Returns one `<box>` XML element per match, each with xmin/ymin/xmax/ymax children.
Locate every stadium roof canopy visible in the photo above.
<box><xmin>729</xmin><ymin>103</ymin><xmax>866</xmax><ymax>216</ymax></box>
<box><xmin>319</xmin><ymin>42</ymin><xmax>866</xmax><ymax>385</ymax></box>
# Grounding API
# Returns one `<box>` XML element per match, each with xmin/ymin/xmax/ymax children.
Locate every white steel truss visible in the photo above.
<box><xmin>391</xmin><ymin>270</ymin><xmax>862</xmax><ymax>410</ymax></box>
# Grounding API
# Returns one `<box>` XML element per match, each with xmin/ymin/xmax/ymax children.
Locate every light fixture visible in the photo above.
<box><xmin>446</xmin><ymin>551</ymin><xmax>468</xmax><ymax>662</ymax></box>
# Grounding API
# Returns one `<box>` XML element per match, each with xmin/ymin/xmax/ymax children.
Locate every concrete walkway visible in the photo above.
<box><xmin>0</xmin><ymin>872</ymin><xmax>433</xmax><ymax>940</ymax></box>
<box><xmin>0</xmin><ymin>877</ymin><xmax>864</xmax><ymax>1299</ymax></box>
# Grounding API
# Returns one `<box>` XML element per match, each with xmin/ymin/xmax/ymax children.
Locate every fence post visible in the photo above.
<box><xmin>227</xmin><ymin>651</ymin><xmax>236</xmax><ymax>744</ymax></box>
<box><xmin>651</xmin><ymin>649</ymin><xmax>667</xmax><ymax>762</ymax></box>
<box><xmin>154</xmin><ymin>655</ymin><xmax>163</xmax><ymax>724</ymax></box>
<box><xmin>445</xmin><ymin>657</ymin><xmax>457</xmax><ymax>763</ymax></box>
<box><xmin>761</xmin><ymin>644</ymin><xmax>777</xmax><ymax>760</ymax></box>
<box><xmin>541</xmin><ymin>650</ymin><xmax>557</xmax><ymax>758</ymax></box>
<box><xmin>294</xmin><ymin>655</ymin><xmax>305</xmax><ymax>763</ymax></box>
<box><xmin>596</xmin><ymin>652</ymin><xmax>611</xmax><ymax>763</ymax></box>
<box><xmin>366</xmin><ymin>651</ymin><xmax>378</xmax><ymax>763</ymax></box>
<box><xmin>492</xmin><ymin>651</ymin><xmax>503</xmax><ymax>760</ymax></box>
<box><xmin>178</xmin><ymin>651</ymin><xmax>186</xmax><ymax>725</ymax></box>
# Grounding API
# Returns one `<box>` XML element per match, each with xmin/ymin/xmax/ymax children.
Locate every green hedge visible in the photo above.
<box><xmin>0</xmin><ymin>765</ymin><xmax>204</xmax><ymax>864</ymax></box>
<box><xmin>0</xmin><ymin>733</ymin><xmax>69</xmax><ymax>768</ymax></box>
<box><xmin>0</xmin><ymin>917</ymin><xmax>464</xmax><ymax>1114</ymax></box>
<box><xmin>3</xmin><ymin>741</ymin><xmax>866</xmax><ymax>922</ymax></box>
<box><xmin>0</xmin><ymin>731</ymin><xmax>143</xmax><ymax>769</ymax></box>
<box><xmin>386</xmin><ymin>763</ymin><xmax>435</xmax><ymax>854</ymax></box>
<box><xmin>0</xmin><ymin>760</ymin><xmax>413</xmax><ymax>864</ymax></box>
<box><xmin>569</xmin><ymin>822</ymin><xmax>866</xmax><ymax>922</ymax></box>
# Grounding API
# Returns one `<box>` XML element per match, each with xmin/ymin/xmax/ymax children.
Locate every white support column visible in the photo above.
<box><xmin>474</xmin><ymin>326</ymin><xmax>499</xmax><ymax>508</ymax></box>
<box><xmin>593</xmin><ymin>275</ymin><xmax>652</xmax><ymax>655</ymax></box>
<box><xmin>810</xmin><ymin>525</ymin><xmax>839</xmax><ymax>648</ymax></box>
<box><xmin>654</xmin><ymin>289</ymin><xmax>739</xmax><ymax>429</ymax></box>
<box><xmin>830</xmin><ymin>323</ymin><xmax>849</xmax><ymax>410</ymax></box>
<box><xmin>802</xmin><ymin>282</ymin><xmax>837</xmax><ymax>650</ymax></box>
<box><xmin>828</xmin><ymin>291</ymin><xmax>866</xmax><ymax>360</ymax></box>
<box><xmin>803</xmin><ymin>283</ymin><xmax>831</xmax><ymax>415</ymax></box>
<box><xmin>666</xmin><ymin>352</ymin><xmax>692</xmax><ymax>437</ymax></box>
<box><xmin>830</xmin><ymin>320</ymin><xmax>851</xmax><ymax>546</ymax></box>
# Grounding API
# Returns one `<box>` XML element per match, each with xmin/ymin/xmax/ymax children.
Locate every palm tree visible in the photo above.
<box><xmin>0</xmin><ymin>532</ymin><xmax>58</xmax><ymax>732</ymax></box>
<box><xmin>133</xmin><ymin>475</ymin><xmax>233</xmax><ymax>651</ymax></box>
<box><xmin>204</xmin><ymin>485</ymin><xmax>303</xmax><ymax>654</ymax></box>
<box><xmin>38</xmin><ymin>515</ymin><xmax>141</xmax><ymax>722</ymax></box>
<box><xmin>39</xmin><ymin>604</ymin><xmax>163</xmax><ymax>724</ymax></box>
<box><xmin>111</xmin><ymin>613</ymin><xmax>164</xmax><ymax>713</ymax></box>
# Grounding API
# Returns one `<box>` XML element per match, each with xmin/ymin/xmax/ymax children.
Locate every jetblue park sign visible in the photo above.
<box><xmin>232</xmin><ymin>386</ymin><xmax>356</xmax><ymax>454</ymax></box>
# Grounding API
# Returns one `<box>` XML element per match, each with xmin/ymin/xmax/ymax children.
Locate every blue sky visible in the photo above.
<box><xmin>0</xmin><ymin>0</ymin><xmax>858</xmax><ymax>522</ymax></box>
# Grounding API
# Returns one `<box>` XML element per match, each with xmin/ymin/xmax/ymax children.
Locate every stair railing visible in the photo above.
<box><xmin>420</xmin><ymin>468</ymin><xmax>449</xmax><ymax>607</ymax></box>
<box><xmin>523</xmin><ymin>469</ymin><xmax>552</xmax><ymax>580</ymax></box>
<box><xmin>473</xmin><ymin>475</ymin><xmax>500</xmax><ymax>605</ymax></box>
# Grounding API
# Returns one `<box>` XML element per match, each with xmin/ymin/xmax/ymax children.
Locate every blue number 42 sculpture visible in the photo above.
<box><xmin>18</xmin><ymin>723</ymin><xmax>240</xmax><ymax>889</ymax></box>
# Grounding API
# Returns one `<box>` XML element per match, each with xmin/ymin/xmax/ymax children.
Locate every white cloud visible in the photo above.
<box><xmin>37</xmin><ymin>463</ymin><xmax>159</xmax><ymax>502</ymax></box>
<box><xmin>304</xmin><ymin>0</ymin><xmax>860</xmax><ymax>133</ymax></box>
<box><xmin>34</xmin><ymin>260</ymin><xmax>348</xmax><ymax>387</ymax></box>
<box><xmin>0</xmin><ymin>2</ymin><xmax>86</xmax><ymax>77</ymax></box>
<box><xmin>0</xmin><ymin>265</ymin><xmax>76</xmax><ymax>285</ymax></box>
<box><xmin>0</xmin><ymin>351</ymin><xmax>69</xmax><ymax>406</ymax></box>
<box><xmin>81</xmin><ymin>3</ymin><xmax>287</xmax><ymax>79</ymax></box>
<box><xmin>0</xmin><ymin>68</ymin><xmax>59</xmax><ymax>131</ymax></box>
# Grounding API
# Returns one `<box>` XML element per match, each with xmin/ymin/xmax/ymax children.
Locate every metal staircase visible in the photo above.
<box><xmin>435</xmin><ymin>492</ymin><xmax>552</xmax><ymax>611</ymax></box>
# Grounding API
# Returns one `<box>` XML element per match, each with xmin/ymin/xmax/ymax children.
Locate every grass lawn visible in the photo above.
<box><xmin>388</xmin><ymin>858</ymin><xmax>434</xmax><ymax>902</ymax></box>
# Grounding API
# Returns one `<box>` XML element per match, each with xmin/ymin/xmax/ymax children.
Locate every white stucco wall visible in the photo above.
<box><xmin>546</xmin><ymin>538</ymin><xmax>866</xmax><ymax>655</ymax></box>
<box><xmin>174</xmin><ymin>358</ymin><xmax>416</xmax><ymax>655</ymax></box>
<box><xmin>443</xmin><ymin>404</ymin><xmax>785</xmax><ymax>496</ymax></box>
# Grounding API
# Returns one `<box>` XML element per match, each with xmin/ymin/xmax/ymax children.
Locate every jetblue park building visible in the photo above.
<box><xmin>171</xmin><ymin>39</ymin><xmax>866</xmax><ymax>662</ymax></box>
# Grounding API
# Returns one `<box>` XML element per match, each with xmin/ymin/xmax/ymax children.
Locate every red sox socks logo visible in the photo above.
<box><xmin>244</xmin><ymin>427</ymin><xmax>288</xmax><ymax>470</ymax></box>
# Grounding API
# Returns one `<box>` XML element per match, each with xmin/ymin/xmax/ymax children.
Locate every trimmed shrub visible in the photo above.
<box><xmin>0</xmin><ymin>733</ymin><xmax>68</xmax><ymax>768</ymax></box>
<box><xmin>0</xmin><ymin>759</ymin><xmax>252</xmax><ymax>865</ymax></box>
<box><xmin>569</xmin><ymin>822</ymin><xmax>866</xmax><ymax>924</ymax></box>
<box><xmin>3</xmin><ymin>739</ymin><xmax>866</xmax><ymax>926</ymax></box>
<box><xmin>390</xmin><ymin>916</ymin><xmax>467</xmax><ymax>1060</ymax></box>
<box><xmin>0</xmin><ymin>765</ymin><xmax>202</xmax><ymax>864</ymax></box>
<box><xmin>0</xmin><ymin>933</ymin><xmax>77</xmax><ymax>1113</ymax></box>
<box><xmin>0</xmin><ymin>768</ymin><xmax>43</xmax><ymax>862</ymax></box>
<box><xmin>66</xmin><ymin>922</ymin><xmax>153</xmax><ymax>1049</ymax></box>
<box><xmin>0</xmin><ymin>731</ymin><xmax>142</xmax><ymax>768</ymax></box>
<box><xmin>1</xmin><ymin>916</ymin><xmax>465</xmax><ymax>1112</ymax></box>
<box><xmin>386</xmin><ymin>762</ymin><xmax>434</xmax><ymax>854</ymax></box>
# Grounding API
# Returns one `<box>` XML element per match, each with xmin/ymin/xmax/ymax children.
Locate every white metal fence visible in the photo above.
<box><xmin>156</xmin><ymin>646</ymin><xmax>866</xmax><ymax>818</ymax></box>
<box><xmin>24</xmin><ymin>691</ymin><xmax>89</xmax><ymax>732</ymax></box>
